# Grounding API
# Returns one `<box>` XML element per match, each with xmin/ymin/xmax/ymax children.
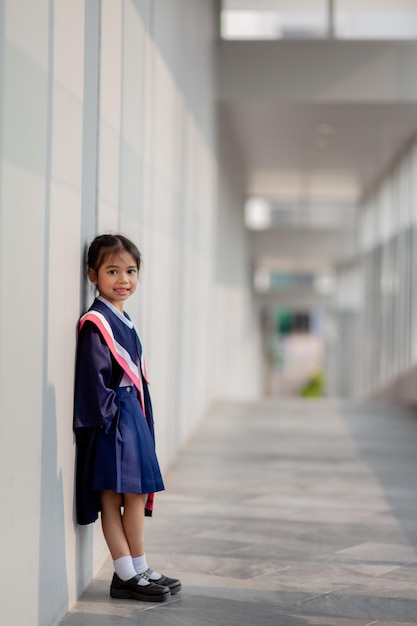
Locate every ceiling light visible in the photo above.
<box><xmin>245</xmin><ymin>197</ymin><xmax>272</xmax><ymax>230</ymax></box>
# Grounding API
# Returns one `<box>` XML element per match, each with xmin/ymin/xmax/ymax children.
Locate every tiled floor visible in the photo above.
<box><xmin>59</xmin><ymin>399</ymin><xmax>417</xmax><ymax>625</ymax></box>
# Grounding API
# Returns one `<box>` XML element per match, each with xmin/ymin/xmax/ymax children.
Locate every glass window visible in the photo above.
<box><xmin>335</xmin><ymin>0</ymin><xmax>417</xmax><ymax>39</ymax></box>
<box><xmin>221</xmin><ymin>1</ymin><xmax>417</xmax><ymax>40</ymax></box>
<box><xmin>221</xmin><ymin>1</ymin><xmax>328</xmax><ymax>40</ymax></box>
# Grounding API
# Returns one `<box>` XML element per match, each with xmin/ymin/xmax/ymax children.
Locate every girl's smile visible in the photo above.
<box><xmin>89</xmin><ymin>250</ymin><xmax>138</xmax><ymax>311</ymax></box>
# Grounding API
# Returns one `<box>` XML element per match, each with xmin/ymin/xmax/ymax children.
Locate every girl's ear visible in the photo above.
<box><xmin>88</xmin><ymin>268</ymin><xmax>98</xmax><ymax>285</ymax></box>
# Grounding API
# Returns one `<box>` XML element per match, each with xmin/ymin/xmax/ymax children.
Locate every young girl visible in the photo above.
<box><xmin>73</xmin><ymin>234</ymin><xmax>181</xmax><ymax>602</ymax></box>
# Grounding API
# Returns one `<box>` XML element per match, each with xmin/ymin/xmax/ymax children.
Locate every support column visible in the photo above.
<box><xmin>327</xmin><ymin>0</ymin><xmax>335</xmax><ymax>39</ymax></box>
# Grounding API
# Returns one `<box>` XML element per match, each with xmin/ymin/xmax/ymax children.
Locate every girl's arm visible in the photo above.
<box><xmin>73</xmin><ymin>322</ymin><xmax>120</xmax><ymax>432</ymax></box>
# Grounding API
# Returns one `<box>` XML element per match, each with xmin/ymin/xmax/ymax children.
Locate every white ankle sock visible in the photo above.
<box><xmin>113</xmin><ymin>556</ymin><xmax>137</xmax><ymax>581</ymax></box>
<box><xmin>131</xmin><ymin>554</ymin><xmax>151</xmax><ymax>586</ymax></box>
<box><xmin>132</xmin><ymin>554</ymin><xmax>148</xmax><ymax>574</ymax></box>
<box><xmin>133</xmin><ymin>554</ymin><xmax>162</xmax><ymax>581</ymax></box>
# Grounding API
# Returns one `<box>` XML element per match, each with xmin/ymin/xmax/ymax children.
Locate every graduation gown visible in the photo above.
<box><xmin>73</xmin><ymin>298</ymin><xmax>158</xmax><ymax>525</ymax></box>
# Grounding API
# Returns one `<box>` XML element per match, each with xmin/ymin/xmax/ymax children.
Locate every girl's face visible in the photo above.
<box><xmin>88</xmin><ymin>250</ymin><xmax>138</xmax><ymax>312</ymax></box>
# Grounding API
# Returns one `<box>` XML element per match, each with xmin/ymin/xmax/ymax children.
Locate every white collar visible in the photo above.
<box><xmin>97</xmin><ymin>296</ymin><xmax>134</xmax><ymax>329</ymax></box>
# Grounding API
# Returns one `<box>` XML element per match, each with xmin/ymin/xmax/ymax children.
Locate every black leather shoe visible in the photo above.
<box><xmin>145</xmin><ymin>568</ymin><xmax>182</xmax><ymax>594</ymax></box>
<box><xmin>110</xmin><ymin>573</ymin><xmax>170</xmax><ymax>602</ymax></box>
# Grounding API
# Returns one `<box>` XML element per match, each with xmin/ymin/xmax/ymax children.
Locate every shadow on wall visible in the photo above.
<box><xmin>75</xmin><ymin>526</ymin><xmax>94</xmax><ymax>599</ymax></box>
<box><xmin>38</xmin><ymin>385</ymin><xmax>68</xmax><ymax>625</ymax></box>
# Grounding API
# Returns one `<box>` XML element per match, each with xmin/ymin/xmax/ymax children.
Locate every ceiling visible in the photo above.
<box><xmin>216</xmin><ymin>12</ymin><xmax>417</xmax><ymax>309</ymax></box>
<box><xmin>219</xmin><ymin>3</ymin><xmax>417</xmax><ymax>207</ymax></box>
<box><xmin>221</xmin><ymin>101</ymin><xmax>417</xmax><ymax>205</ymax></box>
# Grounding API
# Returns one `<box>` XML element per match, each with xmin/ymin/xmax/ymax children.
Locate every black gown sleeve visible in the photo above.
<box><xmin>73</xmin><ymin>322</ymin><xmax>122</xmax><ymax>525</ymax></box>
<box><xmin>73</xmin><ymin>322</ymin><xmax>121</xmax><ymax>433</ymax></box>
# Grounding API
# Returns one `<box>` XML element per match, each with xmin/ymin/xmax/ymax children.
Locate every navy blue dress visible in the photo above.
<box><xmin>73</xmin><ymin>298</ymin><xmax>164</xmax><ymax>525</ymax></box>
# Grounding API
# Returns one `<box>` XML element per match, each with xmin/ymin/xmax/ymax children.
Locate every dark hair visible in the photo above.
<box><xmin>87</xmin><ymin>234</ymin><xmax>142</xmax><ymax>274</ymax></box>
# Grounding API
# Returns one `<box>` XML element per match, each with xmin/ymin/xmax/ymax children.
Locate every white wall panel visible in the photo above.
<box><xmin>0</xmin><ymin>5</ymin><xmax>50</xmax><ymax>625</ymax></box>
<box><xmin>100</xmin><ymin>0</ymin><xmax>122</xmax><ymax>130</ymax></box>
<box><xmin>50</xmin><ymin>83</ymin><xmax>84</xmax><ymax>189</ymax></box>
<box><xmin>97</xmin><ymin>121</ymin><xmax>121</xmax><ymax>216</ymax></box>
<box><xmin>98</xmin><ymin>1</ymin><xmax>122</xmax><ymax>229</ymax></box>
<box><xmin>3</xmin><ymin>41</ymin><xmax>48</xmax><ymax>173</ymax></box>
<box><xmin>97</xmin><ymin>198</ymin><xmax>119</xmax><ymax>232</ymax></box>
<box><xmin>4</xmin><ymin>0</ymin><xmax>48</xmax><ymax>68</ymax></box>
<box><xmin>47</xmin><ymin>183</ymin><xmax>83</xmax><ymax>615</ymax></box>
<box><xmin>0</xmin><ymin>161</ymin><xmax>46</xmax><ymax>626</ymax></box>
<box><xmin>121</xmin><ymin>2</ymin><xmax>145</xmax><ymax>147</ymax></box>
<box><xmin>53</xmin><ymin>0</ymin><xmax>84</xmax><ymax>100</ymax></box>
<box><xmin>0</xmin><ymin>2</ymin><xmax>260</xmax><ymax>624</ymax></box>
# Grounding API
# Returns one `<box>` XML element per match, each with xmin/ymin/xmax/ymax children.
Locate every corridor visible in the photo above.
<box><xmin>60</xmin><ymin>399</ymin><xmax>417</xmax><ymax>625</ymax></box>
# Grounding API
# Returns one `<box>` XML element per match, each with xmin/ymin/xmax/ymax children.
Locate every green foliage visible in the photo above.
<box><xmin>299</xmin><ymin>371</ymin><xmax>325</xmax><ymax>398</ymax></box>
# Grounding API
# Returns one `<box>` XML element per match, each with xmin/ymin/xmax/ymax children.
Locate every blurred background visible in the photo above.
<box><xmin>2</xmin><ymin>1</ymin><xmax>417</xmax><ymax>624</ymax></box>
<box><xmin>221</xmin><ymin>0</ymin><xmax>417</xmax><ymax>403</ymax></box>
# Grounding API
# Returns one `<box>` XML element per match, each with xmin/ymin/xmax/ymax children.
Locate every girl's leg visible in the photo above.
<box><xmin>100</xmin><ymin>490</ymin><xmax>131</xmax><ymax>559</ymax></box>
<box><xmin>101</xmin><ymin>490</ymin><xmax>148</xmax><ymax>583</ymax></box>
<box><xmin>101</xmin><ymin>490</ymin><xmax>181</xmax><ymax>599</ymax></box>
<box><xmin>122</xmin><ymin>493</ymin><xmax>181</xmax><ymax>594</ymax></box>
<box><xmin>122</xmin><ymin>492</ymin><xmax>148</xmax><ymax>557</ymax></box>
<box><xmin>101</xmin><ymin>490</ymin><xmax>171</xmax><ymax>601</ymax></box>
<box><xmin>101</xmin><ymin>490</ymin><xmax>148</xmax><ymax>559</ymax></box>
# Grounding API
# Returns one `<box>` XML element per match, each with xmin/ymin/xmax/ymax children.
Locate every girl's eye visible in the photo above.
<box><xmin>108</xmin><ymin>270</ymin><xmax>117</xmax><ymax>275</ymax></box>
<box><xmin>128</xmin><ymin>269</ymin><xmax>137</xmax><ymax>275</ymax></box>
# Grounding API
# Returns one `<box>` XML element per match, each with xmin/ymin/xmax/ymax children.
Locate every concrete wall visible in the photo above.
<box><xmin>214</xmin><ymin>110</ymin><xmax>261</xmax><ymax>398</ymax></box>
<box><xmin>0</xmin><ymin>1</ymin><xmax>259</xmax><ymax>624</ymax></box>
